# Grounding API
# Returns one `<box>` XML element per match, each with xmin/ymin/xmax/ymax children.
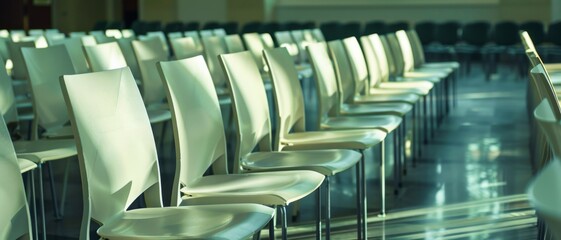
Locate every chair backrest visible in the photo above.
<box><xmin>183</xmin><ymin>31</ymin><xmax>203</xmax><ymax>52</ymax></box>
<box><xmin>306</xmin><ymin>42</ymin><xmax>342</xmax><ymax>124</ymax></box>
<box><xmin>146</xmin><ymin>31</ymin><xmax>169</xmax><ymax>56</ymax></box>
<box><xmin>0</xmin><ymin>114</ymin><xmax>32</xmax><ymax>239</ymax></box>
<box><xmin>527</xmin><ymin>156</ymin><xmax>561</xmax><ymax>240</ymax></box>
<box><xmin>157</xmin><ymin>56</ymin><xmax>228</xmax><ymax>206</ymax></box>
<box><xmin>170</xmin><ymin>37</ymin><xmax>202</xmax><ymax>60</ymax></box>
<box><xmin>360</xmin><ymin>35</ymin><xmax>384</xmax><ymax>89</ymax></box>
<box><xmin>7</xmin><ymin>40</ymin><xmax>36</xmax><ymax>80</ymax></box>
<box><xmin>10</xmin><ymin>30</ymin><xmax>26</xmax><ymax>42</ymax></box>
<box><xmin>327</xmin><ymin>40</ymin><xmax>358</xmax><ymax>104</ymax></box>
<box><xmin>49</xmin><ymin>38</ymin><xmax>89</xmax><ymax>74</ymax></box>
<box><xmin>520</xmin><ymin>31</ymin><xmax>536</xmax><ymax>52</ymax></box>
<box><xmin>213</xmin><ymin>28</ymin><xmax>227</xmax><ymax>37</ymax></box>
<box><xmin>311</xmin><ymin>29</ymin><xmax>326</xmax><ymax>42</ymax></box>
<box><xmin>0</xmin><ymin>55</ymin><xmax>18</xmax><ymax>124</ymax></box>
<box><xmin>121</xmin><ymin>29</ymin><xmax>135</xmax><ymax>38</ymax></box>
<box><xmin>199</xmin><ymin>30</ymin><xmax>214</xmax><ymax>38</ymax></box>
<box><xmin>342</xmin><ymin>37</ymin><xmax>371</xmax><ymax>96</ymax></box>
<box><xmin>84</xmin><ymin>41</ymin><xmax>127</xmax><ymax>72</ymax></box>
<box><xmin>80</xmin><ymin>35</ymin><xmax>97</xmax><ymax>46</ymax></box>
<box><xmin>201</xmin><ymin>36</ymin><xmax>228</xmax><ymax>88</ymax></box>
<box><xmin>263</xmin><ymin>48</ymin><xmax>307</xmax><ymax>150</ymax></box>
<box><xmin>365</xmin><ymin>34</ymin><xmax>392</xmax><ymax>84</ymax></box>
<box><xmin>167</xmin><ymin>32</ymin><xmax>183</xmax><ymax>40</ymax></box>
<box><xmin>61</xmin><ymin>67</ymin><xmax>162</xmax><ymax>238</ymax></box>
<box><xmin>461</xmin><ymin>21</ymin><xmax>491</xmax><ymax>47</ymax></box>
<box><xmin>116</xmin><ymin>37</ymin><xmax>142</xmax><ymax>79</ymax></box>
<box><xmin>69</xmin><ymin>32</ymin><xmax>86</xmax><ymax>38</ymax></box>
<box><xmin>22</xmin><ymin>45</ymin><xmax>77</xmax><ymax>137</ymax></box>
<box><xmin>105</xmin><ymin>29</ymin><xmax>122</xmax><ymax>39</ymax></box>
<box><xmin>260</xmin><ymin>33</ymin><xmax>275</xmax><ymax>49</ymax></box>
<box><xmin>534</xmin><ymin>99</ymin><xmax>561</xmax><ymax>158</ymax></box>
<box><xmin>274</xmin><ymin>31</ymin><xmax>300</xmax><ymax>62</ymax></box>
<box><xmin>406</xmin><ymin>30</ymin><xmax>427</xmax><ymax>66</ymax></box>
<box><xmin>219</xmin><ymin>52</ymin><xmax>273</xmax><ymax>172</ymax></box>
<box><xmin>93</xmin><ymin>34</ymin><xmax>116</xmax><ymax>44</ymax></box>
<box><xmin>224</xmin><ymin>34</ymin><xmax>246</xmax><ymax>53</ymax></box>
<box><xmin>395</xmin><ymin>30</ymin><xmax>415</xmax><ymax>73</ymax></box>
<box><xmin>243</xmin><ymin>33</ymin><xmax>268</xmax><ymax>71</ymax></box>
<box><xmin>132</xmin><ymin>37</ymin><xmax>168</xmax><ymax>105</ymax></box>
<box><xmin>385</xmin><ymin>33</ymin><xmax>406</xmax><ymax>77</ymax></box>
<box><xmin>530</xmin><ymin>64</ymin><xmax>561</xmax><ymax>121</ymax></box>
<box><xmin>45</xmin><ymin>33</ymin><xmax>66</xmax><ymax>46</ymax></box>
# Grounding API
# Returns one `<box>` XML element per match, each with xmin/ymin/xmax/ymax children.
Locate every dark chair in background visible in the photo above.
<box><xmin>387</xmin><ymin>21</ymin><xmax>409</xmax><ymax>33</ymax></box>
<box><xmin>222</xmin><ymin>21</ymin><xmax>239</xmax><ymax>34</ymax></box>
<box><xmin>482</xmin><ymin>21</ymin><xmax>519</xmax><ymax>80</ymax></box>
<box><xmin>241</xmin><ymin>21</ymin><xmax>263</xmax><ymax>34</ymax></box>
<box><xmin>456</xmin><ymin>21</ymin><xmax>491</xmax><ymax>75</ymax></box>
<box><xmin>320</xmin><ymin>21</ymin><xmax>341</xmax><ymax>41</ymax></box>
<box><xmin>183</xmin><ymin>21</ymin><xmax>200</xmax><ymax>31</ymax></box>
<box><xmin>164</xmin><ymin>22</ymin><xmax>184</xmax><ymax>34</ymax></box>
<box><xmin>414</xmin><ymin>21</ymin><xmax>436</xmax><ymax>45</ymax></box>
<box><xmin>428</xmin><ymin>21</ymin><xmax>460</xmax><ymax>61</ymax></box>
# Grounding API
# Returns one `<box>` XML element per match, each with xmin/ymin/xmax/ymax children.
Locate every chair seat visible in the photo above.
<box><xmin>282</xmin><ymin>129</ymin><xmax>387</xmax><ymax>151</ymax></box>
<box><xmin>403</xmin><ymin>71</ymin><xmax>447</xmax><ymax>79</ymax></box>
<box><xmin>421</xmin><ymin>61</ymin><xmax>460</xmax><ymax>69</ymax></box>
<box><xmin>355</xmin><ymin>92</ymin><xmax>420</xmax><ymax>104</ymax></box>
<box><xmin>321</xmin><ymin>114</ymin><xmax>402</xmax><ymax>133</ymax></box>
<box><xmin>396</xmin><ymin>75</ymin><xmax>441</xmax><ymax>83</ymax></box>
<box><xmin>242</xmin><ymin>149</ymin><xmax>361</xmax><ymax>176</ymax></box>
<box><xmin>379</xmin><ymin>80</ymin><xmax>434</xmax><ymax>91</ymax></box>
<box><xmin>341</xmin><ymin>102</ymin><xmax>412</xmax><ymax>117</ymax></box>
<box><xmin>549</xmin><ymin>71</ymin><xmax>561</xmax><ymax>85</ymax></box>
<box><xmin>18</xmin><ymin>158</ymin><xmax>37</xmax><ymax>173</ymax></box>
<box><xmin>43</xmin><ymin>125</ymin><xmax>74</xmax><ymax>139</ymax></box>
<box><xmin>370</xmin><ymin>86</ymin><xmax>429</xmax><ymax>96</ymax></box>
<box><xmin>98</xmin><ymin>204</ymin><xmax>274</xmax><ymax>239</ymax></box>
<box><xmin>147</xmin><ymin>108</ymin><xmax>172</xmax><ymax>124</ymax></box>
<box><xmin>415</xmin><ymin>66</ymin><xmax>453</xmax><ymax>75</ymax></box>
<box><xmin>14</xmin><ymin>139</ymin><xmax>76</xmax><ymax>163</ymax></box>
<box><xmin>181</xmin><ymin>170</ymin><xmax>324</xmax><ymax>205</ymax></box>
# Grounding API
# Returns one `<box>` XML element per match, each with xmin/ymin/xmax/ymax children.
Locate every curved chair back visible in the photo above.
<box><xmin>83</xmin><ymin>41</ymin><xmax>127</xmax><ymax>72</ymax></box>
<box><xmin>263</xmin><ymin>48</ymin><xmax>307</xmax><ymax>149</ymax></box>
<box><xmin>213</xmin><ymin>28</ymin><xmax>227</xmax><ymax>37</ymax></box>
<box><xmin>7</xmin><ymin>40</ymin><xmax>36</xmax><ymax>80</ymax></box>
<box><xmin>530</xmin><ymin>64</ymin><xmax>561</xmax><ymax>121</ymax></box>
<box><xmin>49</xmin><ymin>38</ymin><xmax>89</xmax><ymax>74</ymax></box>
<box><xmin>201</xmin><ymin>36</ymin><xmax>228</xmax><ymax>88</ymax></box>
<box><xmin>461</xmin><ymin>21</ymin><xmax>490</xmax><ymax>47</ymax></box>
<box><xmin>395</xmin><ymin>30</ymin><xmax>415</xmax><ymax>73</ymax></box>
<box><xmin>0</xmin><ymin>55</ymin><xmax>19</xmax><ymax>124</ymax></box>
<box><xmin>260</xmin><ymin>33</ymin><xmax>275</xmax><ymax>49</ymax></box>
<box><xmin>219</xmin><ymin>52</ymin><xmax>273</xmax><ymax>172</ymax></box>
<box><xmin>534</xmin><ymin>99</ymin><xmax>561</xmax><ymax>158</ymax></box>
<box><xmin>414</xmin><ymin>22</ymin><xmax>436</xmax><ymax>45</ymax></box>
<box><xmin>116</xmin><ymin>37</ymin><xmax>142</xmax><ymax>79</ymax></box>
<box><xmin>527</xmin><ymin>156</ymin><xmax>561</xmax><ymax>240</ymax></box>
<box><xmin>157</xmin><ymin>56</ymin><xmax>228</xmax><ymax>205</ymax></box>
<box><xmin>0</xmin><ymin>115</ymin><xmax>32</xmax><ymax>239</ymax></box>
<box><xmin>520</xmin><ymin>31</ymin><xmax>536</xmax><ymax>52</ymax></box>
<box><xmin>45</xmin><ymin>33</ymin><xmax>66</xmax><ymax>45</ymax></box>
<box><xmin>170</xmin><ymin>37</ymin><xmax>202</xmax><ymax>59</ymax></box>
<box><xmin>146</xmin><ymin>31</ymin><xmax>169</xmax><ymax>56</ymax></box>
<box><xmin>406</xmin><ymin>30</ymin><xmax>427</xmax><ymax>67</ymax></box>
<box><xmin>243</xmin><ymin>33</ymin><xmax>268</xmax><ymax>71</ymax></box>
<box><xmin>183</xmin><ymin>31</ymin><xmax>203</xmax><ymax>52</ymax></box>
<box><xmin>61</xmin><ymin>67</ymin><xmax>162</xmax><ymax>238</ymax></box>
<box><xmin>365</xmin><ymin>34</ymin><xmax>391</xmax><ymax>84</ymax></box>
<box><xmin>306</xmin><ymin>42</ymin><xmax>342</xmax><ymax>123</ymax></box>
<box><xmin>167</xmin><ymin>32</ymin><xmax>183</xmax><ymax>40</ymax></box>
<box><xmin>312</xmin><ymin>29</ymin><xmax>326</xmax><ymax>42</ymax></box>
<box><xmin>132</xmin><ymin>37</ymin><xmax>168</xmax><ymax>106</ymax></box>
<box><xmin>274</xmin><ymin>31</ymin><xmax>299</xmax><ymax>62</ymax></box>
<box><xmin>327</xmin><ymin>40</ymin><xmax>358</xmax><ymax>104</ymax></box>
<box><xmin>224</xmin><ymin>34</ymin><xmax>246</xmax><ymax>53</ymax></box>
<box><xmin>342</xmin><ymin>37</ymin><xmax>371</xmax><ymax>95</ymax></box>
<box><xmin>385</xmin><ymin>33</ymin><xmax>406</xmax><ymax>77</ymax></box>
<box><xmin>80</xmin><ymin>35</ymin><xmax>97</xmax><ymax>46</ymax></box>
<box><xmin>22</xmin><ymin>45</ymin><xmax>76</xmax><ymax>138</ymax></box>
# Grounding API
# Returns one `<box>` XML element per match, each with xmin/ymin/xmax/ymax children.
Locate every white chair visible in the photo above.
<box><xmin>0</xmin><ymin>114</ymin><xmax>33</xmax><ymax>240</ymax></box>
<box><xmin>7</xmin><ymin>40</ymin><xmax>36</xmax><ymax>80</ymax></box>
<box><xmin>83</xmin><ymin>42</ymin><xmax>127</xmax><ymax>72</ymax></box>
<box><xmin>116</xmin><ymin>37</ymin><xmax>142</xmax><ymax>79</ymax></box>
<box><xmin>146</xmin><ymin>31</ymin><xmax>170</xmax><ymax>57</ymax></box>
<box><xmin>224</xmin><ymin>34</ymin><xmax>245</xmax><ymax>53</ymax></box>
<box><xmin>28</xmin><ymin>29</ymin><xmax>44</xmax><ymax>37</ymax></box>
<box><xmin>217</xmin><ymin>51</ymin><xmax>362</xmax><ymax>238</ymax></box>
<box><xmin>262</xmin><ymin>48</ymin><xmax>388</xmax><ymax>239</ymax></box>
<box><xmin>69</xmin><ymin>32</ymin><xmax>86</xmax><ymax>38</ymax></box>
<box><xmin>48</xmin><ymin>38</ymin><xmax>89</xmax><ymax>74</ymax></box>
<box><xmin>105</xmin><ymin>29</ymin><xmax>122</xmax><ymax>39</ymax></box>
<box><xmin>157</xmin><ymin>57</ymin><xmax>324</xmax><ymax>240</ymax></box>
<box><xmin>121</xmin><ymin>29</ymin><xmax>135</xmax><ymax>38</ymax></box>
<box><xmin>167</xmin><ymin>31</ymin><xmax>183</xmax><ymax>40</ymax></box>
<box><xmin>201</xmin><ymin>36</ymin><xmax>228</xmax><ymax>94</ymax></box>
<box><xmin>213</xmin><ymin>28</ymin><xmax>227</xmax><ymax>37</ymax></box>
<box><xmin>10</xmin><ymin>30</ymin><xmax>26</xmax><ymax>42</ymax></box>
<box><xmin>243</xmin><ymin>32</ymin><xmax>269</xmax><ymax>71</ymax></box>
<box><xmin>170</xmin><ymin>37</ymin><xmax>202</xmax><ymax>60</ymax></box>
<box><xmin>44</xmin><ymin>33</ymin><xmax>65</xmax><ymax>45</ymax></box>
<box><xmin>61</xmin><ymin>67</ymin><xmax>275</xmax><ymax>240</ymax></box>
<box><xmin>274</xmin><ymin>31</ymin><xmax>300</xmax><ymax>63</ymax></box>
<box><xmin>80</xmin><ymin>35</ymin><xmax>96</xmax><ymax>46</ymax></box>
<box><xmin>183</xmin><ymin>30</ymin><xmax>203</xmax><ymax>52</ymax></box>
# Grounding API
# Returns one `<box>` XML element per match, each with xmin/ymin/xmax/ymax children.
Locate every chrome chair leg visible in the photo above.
<box><xmin>355</xmin><ymin>154</ymin><xmax>362</xmax><ymax>240</ymax></box>
<box><xmin>38</xmin><ymin>164</ymin><xmax>46</xmax><ymax>240</ymax></box>
<box><xmin>280</xmin><ymin>206</ymin><xmax>288</xmax><ymax>240</ymax></box>
<box><xmin>325</xmin><ymin>177</ymin><xmax>331</xmax><ymax>240</ymax></box>
<box><xmin>59</xmin><ymin>159</ymin><xmax>71</xmax><ymax>218</ymax></box>
<box><xmin>316</xmin><ymin>180</ymin><xmax>322</xmax><ymax>240</ymax></box>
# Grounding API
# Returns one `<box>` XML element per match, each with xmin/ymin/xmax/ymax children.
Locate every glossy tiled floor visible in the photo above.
<box><xmin>37</xmin><ymin>62</ymin><xmax>536</xmax><ymax>239</ymax></box>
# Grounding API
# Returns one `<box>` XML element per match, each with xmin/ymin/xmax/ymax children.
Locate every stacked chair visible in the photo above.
<box><xmin>0</xmin><ymin>25</ymin><xmax>460</xmax><ymax>239</ymax></box>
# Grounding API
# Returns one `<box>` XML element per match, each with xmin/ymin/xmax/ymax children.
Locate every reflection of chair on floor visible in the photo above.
<box><xmin>217</xmin><ymin>52</ymin><xmax>361</xmax><ymax>238</ymax></box>
<box><xmin>60</xmin><ymin>67</ymin><xmax>276</xmax><ymax>239</ymax></box>
<box><xmin>0</xmin><ymin>114</ymin><xmax>34</xmax><ymax>240</ymax></box>
<box><xmin>263</xmin><ymin>48</ymin><xmax>388</xmax><ymax>239</ymax></box>
<box><xmin>156</xmin><ymin>58</ymin><xmax>324</xmax><ymax>240</ymax></box>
